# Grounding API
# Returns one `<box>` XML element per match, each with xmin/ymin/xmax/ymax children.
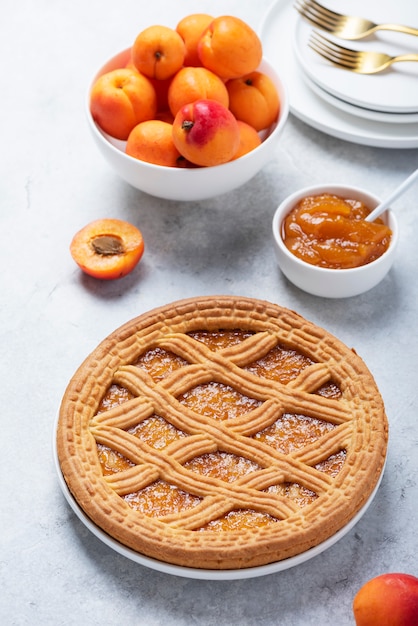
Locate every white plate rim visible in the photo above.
<box><xmin>293</xmin><ymin>2</ymin><xmax>418</xmax><ymax>114</ymax></box>
<box><xmin>300</xmin><ymin>71</ymin><xmax>418</xmax><ymax>124</ymax></box>
<box><xmin>53</xmin><ymin>411</ymin><xmax>386</xmax><ymax>580</ymax></box>
<box><xmin>258</xmin><ymin>0</ymin><xmax>418</xmax><ymax>148</ymax></box>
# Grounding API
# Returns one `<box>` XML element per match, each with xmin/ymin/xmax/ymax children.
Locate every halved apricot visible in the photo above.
<box><xmin>70</xmin><ymin>219</ymin><xmax>144</xmax><ymax>280</ymax></box>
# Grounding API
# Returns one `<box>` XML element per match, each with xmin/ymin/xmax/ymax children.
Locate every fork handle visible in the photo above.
<box><xmin>391</xmin><ymin>54</ymin><xmax>418</xmax><ymax>63</ymax></box>
<box><xmin>375</xmin><ymin>24</ymin><xmax>418</xmax><ymax>38</ymax></box>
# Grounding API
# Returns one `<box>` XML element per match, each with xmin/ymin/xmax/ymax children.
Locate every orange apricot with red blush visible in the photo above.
<box><xmin>70</xmin><ymin>219</ymin><xmax>144</xmax><ymax>280</ymax></box>
<box><xmin>353</xmin><ymin>573</ymin><xmax>418</xmax><ymax>626</ymax></box>
<box><xmin>172</xmin><ymin>99</ymin><xmax>240</xmax><ymax>167</ymax></box>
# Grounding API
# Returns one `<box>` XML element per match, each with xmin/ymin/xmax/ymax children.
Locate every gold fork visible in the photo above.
<box><xmin>295</xmin><ymin>0</ymin><xmax>418</xmax><ymax>40</ymax></box>
<box><xmin>309</xmin><ymin>31</ymin><xmax>418</xmax><ymax>74</ymax></box>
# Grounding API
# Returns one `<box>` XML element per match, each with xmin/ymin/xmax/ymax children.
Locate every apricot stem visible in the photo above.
<box><xmin>181</xmin><ymin>120</ymin><xmax>194</xmax><ymax>132</ymax></box>
<box><xmin>91</xmin><ymin>235</ymin><xmax>124</xmax><ymax>256</ymax></box>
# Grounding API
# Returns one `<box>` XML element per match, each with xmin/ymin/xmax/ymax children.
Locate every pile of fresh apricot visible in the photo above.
<box><xmin>90</xmin><ymin>14</ymin><xmax>280</xmax><ymax>168</ymax></box>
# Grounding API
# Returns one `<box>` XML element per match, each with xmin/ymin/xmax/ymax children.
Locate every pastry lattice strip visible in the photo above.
<box><xmin>121</xmin><ymin>333</ymin><xmax>353</xmax><ymax>424</ymax></box>
<box><xmin>111</xmin><ymin>366</ymin><xmax>341</xmax><ymax>489</ymax></box>
<box><xmin>92</xmin><ymin>423</ymin><xmax>301</xmax><ymax>527</ymax></box>
<box><xmin>89</xmin><ymin>328</ymin><xmax>358</xmax><ymax>528</ymax></box>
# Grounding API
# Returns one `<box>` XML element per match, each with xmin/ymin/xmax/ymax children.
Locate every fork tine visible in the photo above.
<box><xmin>305</xmin><ymin>0</ymin><xmax>343</xmax><ymax>22</ymax></box>
<box><xmin>294</xmin><ymin>0</ymin><xmax>342</xmax><ymax>28</ymax></box>
<box><xmin>308</xmin><ymin>32</ymin><xmax>358</xmax><ymax>69</ymax></box>
<box><xmin>308</xmin><ymin>42</ymin><xmax>357</xmax><ymax>69</ymax></box>
<box><xmin>310</xmin><ymin>32</ymin><xmax>359</xmax><ymax>59</ymax></box>
<box><xmin>294</xmin><ymin>2</ymin><xmax>338</xmax><ymax>33</ymax></box>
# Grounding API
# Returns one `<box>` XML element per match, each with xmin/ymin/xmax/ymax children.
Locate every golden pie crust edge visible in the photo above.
<box><xmin>56</xmin><ymin>295</ymin><xmax>388</xmax><ymax>570</ymax></box>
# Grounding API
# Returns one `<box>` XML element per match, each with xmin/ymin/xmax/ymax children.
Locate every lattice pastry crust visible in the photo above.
<box><xmin>56</xmin><ymin>296</ymin><xmax>388</xmax><ymax>570</ymax></box>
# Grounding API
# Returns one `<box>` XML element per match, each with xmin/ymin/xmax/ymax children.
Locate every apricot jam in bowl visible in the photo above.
<box><xmin>272</xmin><ymin>184</ymin><xmax>398</xmax><ymax>298</ymax></box>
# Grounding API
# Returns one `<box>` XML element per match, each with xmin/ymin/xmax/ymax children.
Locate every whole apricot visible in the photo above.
<box><xmin>168</xmin><ymin>66</ymin><xmax>229</xmax><ymax>117</ymax></box>
<box><xmin>227</xmin><ymin>71</ymin><xmax>280</xmax><ymax>131</ymax></box>
<box><xmin>70</xmin><ymin>219</ymin><xmax>144</xmax><ymax>280</ymax></box>
<box><xmin>132</xmin><ymin>25</ymin><xmax>185</xmax><ymax>80</ymax></box>
<box><xmin>176</xmin><ymin>13</ymin><xmax>214</xmax><ymax>66</ymax></box>
<box><xmin>198</xmin><ymin>16</ymin><xmax>262</xmax><ymax>80</ymax></box>
<box><xmin>172</xmin><ymin>99</ymin><xmax>240</xmax><ymax>167</ymax></box>
<box><xmin>353</xmin><ymin>573</ymin><xmax>418</xmax><ymax>626</ymax></box>
<box><xmin>232</xmin><ymin>120</ymin><xmax>261</xmax><ymax>159</ymax></box>
<box><xmin>126</xmin><ymin>120</ymin><xmax>183</xmax><ymax>167</ymax></box>
<box><xmin>90</xmin><ymin>68</ymin><xmax>157</xmax><ymax>140</ymax></box>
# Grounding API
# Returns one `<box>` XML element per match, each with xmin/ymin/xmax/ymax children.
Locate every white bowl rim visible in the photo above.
<box><xmin>272</xmin><ymin>183</ymin><xmax>399</xmax><ymax>275</ymax></box>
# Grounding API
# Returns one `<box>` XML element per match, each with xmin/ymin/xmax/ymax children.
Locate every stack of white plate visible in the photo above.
<box><xmin>259</xmin><ymin>0</ymin><xmax>418</xmax><ymax>148</ymax></box>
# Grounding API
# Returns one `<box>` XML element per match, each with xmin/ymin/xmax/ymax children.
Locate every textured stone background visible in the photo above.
<box><xmin>2</xmin><ymin>1</ymin><xmax>417</xmax><ymax>624</ymax></box>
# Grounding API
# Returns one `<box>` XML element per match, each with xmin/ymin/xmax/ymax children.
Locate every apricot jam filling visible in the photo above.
<box><xmin>282</xmin><ymin>193</ymin><xmax>392</xmax><ymax>269</ymax></box>
<box><xmin>94</xmin><ymin>329</ymin><xmax>346</xmax><ymax>531</ymax></box>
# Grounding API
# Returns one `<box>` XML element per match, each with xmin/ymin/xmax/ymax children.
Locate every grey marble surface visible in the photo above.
<box><xmin>1</xmin><ymin>1</ymin><xmax>418</xmax><ymax>624</ymax></box>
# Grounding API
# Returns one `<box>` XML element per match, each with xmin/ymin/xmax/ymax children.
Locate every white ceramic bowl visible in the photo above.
<box><xmin>272</xmin><ymin>184</ymin><xmax>398</xmax><ymax>298</ymax></box>
<box><xmin>86</xmin><ymin>49</ymin><xmax>289</xmax><ymax>201</ymax></box>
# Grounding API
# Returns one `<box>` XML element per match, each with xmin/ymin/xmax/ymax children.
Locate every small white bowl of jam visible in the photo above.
<box><xmin>272</xmin><ymin>183</ymin><xmax>398</xmax><ymax>298</ymax></box>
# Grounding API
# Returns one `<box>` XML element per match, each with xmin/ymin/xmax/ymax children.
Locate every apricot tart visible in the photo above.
<box><xmin>56</xmin><ymin>296</ymin><xmax>388</xmax><ymax>570</ymax></box>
